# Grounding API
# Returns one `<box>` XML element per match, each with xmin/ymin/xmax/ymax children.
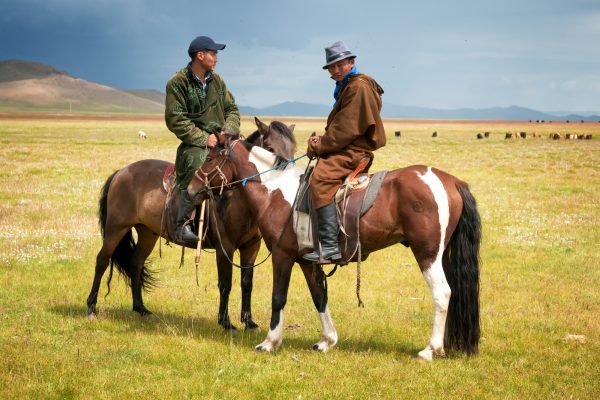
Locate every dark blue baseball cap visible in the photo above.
<box><xmin>188</xmin><ymin>36</ymin><xmax>226</xmax><ymax>57</ymax></box>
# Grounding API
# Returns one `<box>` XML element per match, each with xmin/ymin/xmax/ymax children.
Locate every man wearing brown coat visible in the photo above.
<box><xmin>303</xmin><ymin>41</ymin><xmax>386</xmax><ymax>262</ymax></box>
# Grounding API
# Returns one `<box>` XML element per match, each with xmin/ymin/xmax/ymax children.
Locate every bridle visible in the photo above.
<box><xmin>193</xmin><ymin>140</ymin><xmax>240</xmax><ymax>196</ymax></box>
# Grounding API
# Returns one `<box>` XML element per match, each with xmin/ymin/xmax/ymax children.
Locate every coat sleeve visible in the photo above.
<box><xmin>165</xmin><ymin>78</ymin><xmax>211</xmax><ymax>147</ymax></box>
<box><xmin>317</xmin><ymin>81</ymin><xmax>379</xmax><ymax>155</ymax></box>
<box><xmin>221</xmin><ymin>81</ymin><xmax>241</xmax><ymax>134</ymax></box>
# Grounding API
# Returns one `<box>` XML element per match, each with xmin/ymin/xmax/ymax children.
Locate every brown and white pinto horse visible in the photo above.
<box><xmin>189</xmin><ymin>133</ymin><xmax>481</xmax><ymax>361</ymax></box>
<box><xmin>86</xmin><ymin>118</ymin><xmax>295</xmax><ymax>331</ymax></box>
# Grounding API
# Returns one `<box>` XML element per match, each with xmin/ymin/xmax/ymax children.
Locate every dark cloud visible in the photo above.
<box><xmin>1</xmin><ymin>0</ymin><xmax>599</xmax><ymax>111</ymax></box>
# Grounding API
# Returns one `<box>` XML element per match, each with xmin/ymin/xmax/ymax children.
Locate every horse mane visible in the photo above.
<box><xmin>269</xmin><ymin>121</ymin><xmax>296</xmax><ymax>146</ymax></box>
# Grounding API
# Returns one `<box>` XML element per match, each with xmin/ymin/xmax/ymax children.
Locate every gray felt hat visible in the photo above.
<box><xmin>322</xmin><ymin>41</ymin><xmax>356</xmax><ymax>69</ymax></box>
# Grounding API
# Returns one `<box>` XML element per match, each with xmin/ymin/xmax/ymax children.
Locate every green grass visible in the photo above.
<box><xmin>1</xmin><ymin>116</ymin><xmax>599</xmax><ymax>399</ymax></box>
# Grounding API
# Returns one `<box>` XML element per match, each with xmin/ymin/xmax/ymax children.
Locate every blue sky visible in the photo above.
<box><xmin>1</xmin><ymin>0</ymin><xmax>599</xmax><ymax>113</ymax></box>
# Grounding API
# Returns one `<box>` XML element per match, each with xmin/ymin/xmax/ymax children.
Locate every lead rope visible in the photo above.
<box><xmin>356</xmin><ymin>239</ymin><xmax>364</xmax><ymax>307</ymax></box>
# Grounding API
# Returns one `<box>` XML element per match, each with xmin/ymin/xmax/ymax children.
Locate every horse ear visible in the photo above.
<box><xmin>288</xmin><ymin>124</ymin><xmax>295</xmax><ymax>133</ymax></box>
<box><xmin>254</xmin><ymin>116</ymin><xmax>269</xmax><ymax>134</ymax></box>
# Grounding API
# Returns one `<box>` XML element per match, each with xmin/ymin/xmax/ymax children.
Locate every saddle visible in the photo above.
<box><xmin>162</xmin><ymin>164</ymin><xmax>209</xmax><ymax>249</ymax></box>
<box><xmin>293</xmin><ymin>163</ymin><xmax>388</xmax><ymax>265</ymax></box>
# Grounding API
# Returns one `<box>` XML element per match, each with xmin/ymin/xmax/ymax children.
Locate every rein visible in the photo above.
<box><xmin>194</xmin><ymin>140</ymin><xmax>307</xmax><ymax>270</ymax></box>
<box><xmin>194</xmin><ymin>140</ymin><xmax>308</xmax><ymax>192</ymax></box>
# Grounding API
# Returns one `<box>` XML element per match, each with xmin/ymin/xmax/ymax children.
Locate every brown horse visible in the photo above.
<box><xmin>86</xmin><ymin>118</ymin><xmax>296</xmax><ymax>331</ymax></box>
<box><xmin>189</xmin><ymin>133</ymin><xmax>481</xmax><ymax>361</ymax></box>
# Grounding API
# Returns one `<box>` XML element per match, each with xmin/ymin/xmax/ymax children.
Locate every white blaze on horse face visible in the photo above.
<box><xmin>416</xmin><ymin>167</ymin><xmax>451</xmax><ymax>361</ymax></box>
<box><xmin>248</xmin><ymin>146</ymin><xmax>303</xmax><ymax>206</ymax></box>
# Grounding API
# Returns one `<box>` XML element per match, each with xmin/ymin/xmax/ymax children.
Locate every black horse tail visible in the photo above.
<box><xmin>444</xmin><ymin>182</ymin><xmax>481</xmax><ymax>355</ymax></box>
<box><xmin>98</xmin><ymin>171</ymin><xmax>156</xmax><ymax>296</ymax></box>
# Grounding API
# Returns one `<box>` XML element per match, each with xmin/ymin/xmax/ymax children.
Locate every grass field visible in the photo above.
<box><xmin>1</xmin><ymin>114</ymin><xmax>598</xmax><ymax>399</ymax></box>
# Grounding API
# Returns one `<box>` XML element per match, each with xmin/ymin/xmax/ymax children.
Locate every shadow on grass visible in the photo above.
<box><xmin>50</xmin><ymin>304</ymin><xmax>426</xmax><ymax>357</ymax></box>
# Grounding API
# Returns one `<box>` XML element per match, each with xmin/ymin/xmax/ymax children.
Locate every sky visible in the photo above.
<box><xmin>1</xmin><ymin>0</ymin><xmax>599</xmax><ymax>113</ymax></box>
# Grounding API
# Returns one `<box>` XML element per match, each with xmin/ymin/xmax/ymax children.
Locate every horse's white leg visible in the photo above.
<box><xmin>418</xmin><ymin>259</ymin><xmax>451</xmax><ymax>362</ymax></box>
<box><xmin>255</xmin><ymin>310</ymin><xmax>284</xmax><ymax>352</ymax></box>
<box><xmin>416</xmin><ymin>167</ymin><xmax>451</xmax><ymax>362</ymax></box>
<box><xmin>313</xmin><ymin>305</ymin><xmax>338</xmax><ymax>352</ymax></box>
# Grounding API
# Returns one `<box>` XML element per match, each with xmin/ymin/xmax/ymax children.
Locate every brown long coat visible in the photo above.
<box><xmin>308</xmin><ymin>73</ymin><xmax>386</xmax><ymax>208</ymax></box>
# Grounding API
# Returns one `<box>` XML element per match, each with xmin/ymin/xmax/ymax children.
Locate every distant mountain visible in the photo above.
<box><xmin>239</xmin><ymin>101</ymin><xmax>331</xmax><ymax>118</ymax></box>
<box><xmin>0</xmin><ymin>60</ymin><xmax>163</xmax><ymax>113</ymax></box>
<box><xmin>241</xmin><ymin>101</ymin><xmax>600</xmax><ymax>121</ymax></box>
<box><xmin>2</xmin><ymin>60</ymin><xmax>598</xmax><ymax>120</ymax></box>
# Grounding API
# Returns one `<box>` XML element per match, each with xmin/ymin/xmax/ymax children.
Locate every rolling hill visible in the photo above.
<box><xmin>0</xmin><ymin>60</ymin><xmax>163</xmax><ymax>113</ymax></box>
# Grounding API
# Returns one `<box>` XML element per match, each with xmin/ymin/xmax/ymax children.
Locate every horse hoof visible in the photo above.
<box><xmin>255</xmin><ymin>341</ymin><xmax>277</xmax><ymax>352</ymax></box>
<box><xmin>227</xmin><ymin>327</ymin><xmax>239</xmax><ymax>337</ymax></box>
<box><xmin>220</xmin><ymin>320</ymin><xmax>239</xmax><ymax>332</ymax></box>
<box><xmin>312</xmin><ymin>342</ymin><xmax>330</xmax><ymax>352</ymax></box>
<box><xmin>86</xmin><ymin>312</ymin><xmax>97</xmax><ymax>320</ymax></box>
<box><xmin>417</xmin><ymin>349</ymin><xmax>433</xmax><ymax>362</ymax></box>
<box><xmin>245</xmin><ymin>320</ymin><xmax>260</xmax><ymax>332</ymax></box>
<box><xmin>134</xmin><ymin>306</ymin><xmax>153</xmax><ymax>316</ymax></box>
<box><xmin>86</xmin><ymin>306</ymin><xmax>97</xmax><ymax>318</ymax></box>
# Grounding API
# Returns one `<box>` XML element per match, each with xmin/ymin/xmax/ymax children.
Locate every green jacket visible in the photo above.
<box><xmin>165</xmin><ymin>64</ymin><xmax>240</xmax><ymax>189</ymax></box>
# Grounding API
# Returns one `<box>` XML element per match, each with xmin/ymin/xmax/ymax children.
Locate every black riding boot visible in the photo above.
<box><xmin>302</xmin><ymin>203</ymin><xmax>342</xmax><ymax>262</ymax></box>
<box><xmin>175</xmin><ymin>189</ymin><xmax>199</xmax><ymax>242</ymax></box>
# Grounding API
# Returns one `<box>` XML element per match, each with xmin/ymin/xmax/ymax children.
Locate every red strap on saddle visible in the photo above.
<box><xmin>347</xmin><ymin>158</ymin><xmax>370</xmax><ymax>185</ymax></box>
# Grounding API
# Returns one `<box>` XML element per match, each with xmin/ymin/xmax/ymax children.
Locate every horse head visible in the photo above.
<box><xmin>247</xmin><ymin>117</ymin><xmax>296</xmax><ymax>161</ymax></box>
<box><xmin>188</xmin><ymin>132</ymin><xmax>239</xmax><ymax>200</ymax></box>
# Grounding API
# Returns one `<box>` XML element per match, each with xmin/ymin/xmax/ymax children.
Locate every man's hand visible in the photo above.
<box><xmin>207</xmin><ymin>133</ymin><xmax>218</xmax><ymax>148</ymax></box>
<box><xmin>306</xmin><ymin>134</ymin><xmax>321</xmax><ymax>159</ymax></box>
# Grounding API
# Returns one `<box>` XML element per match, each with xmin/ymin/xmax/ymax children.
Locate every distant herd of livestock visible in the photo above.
<box><xmin>392</xmin><ymin>131</ymin><xmax>593</xmax><ymax>140</ymax></box>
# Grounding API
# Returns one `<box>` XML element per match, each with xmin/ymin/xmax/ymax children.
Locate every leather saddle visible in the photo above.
<box><xmin>162</xmin><ymin>164</ymin><xmax>209</xmax><ymax>249</ymax></box>
<box><xmin>293</xmin><ymin>163</ymin><xmax>388</xmax><ymax>265</ymax></box>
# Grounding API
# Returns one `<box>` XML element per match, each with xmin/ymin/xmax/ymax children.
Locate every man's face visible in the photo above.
<box><xmin>327</xmin><ymin>58</ymin><xmax>355</xmax><ymax>82</ymax></box>
<box><xmin>196</xmin><ymin>50</ymin><xmax>218</xmax><ymax>71</ymax></box>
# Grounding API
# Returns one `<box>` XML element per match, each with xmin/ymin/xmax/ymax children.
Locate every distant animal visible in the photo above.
<box><xmin>577</xmin><ymin>134</ymin><xmax>585</xmax><ymax>140</ymax></box>
<box><xmin>550</xmin><ymin>133</ymin><xmax>561</xmax><ymax>140</ymax></box>
<box><xmin>138</xmin><ymin>130</ymin><xmax>147</xmax><ymax>139</ymax></box>
<box><xmin>432</xmin><ymin>131</ymin><xmax>438</xmax><ymax>138</ymax></box>
<box><xmin>476</xmin><ymin>133</ymin><xmax>483</xmax><ymax>139</ymax></box>
<box><xmin>395</xmin><ymin>131</ymin><xmax>401</xmax><ymax>137</ymax></box>
<box><xmin>585</xmin><ymin>134</ymin><xmax>592</xmax><ymax>140</ymax></box>
<box><xmin>519</xmin><ymin>132</ymin><xmax>526</xmax><ymax>139</ymax></box>
<box><xmin>484</xmin><ymin>132</ymin><xmax>490</xmax><ymax>138</ymax></box>
<box><xmin>565</xmin><ymin>134</ymin><xmax>575</xmax><ymax>140</ymax></box>
<box><xmin>566</xmin><ymin>120</ymin><xmax>570</xmax><ymax>123</ymax></box>
<box><xmin>505</xmin><ymin>133</ymin><xmax>513</xmax><ymax>139</ymax></box>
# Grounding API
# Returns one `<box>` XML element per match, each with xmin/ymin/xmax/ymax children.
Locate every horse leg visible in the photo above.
<box><xmin>239</xmin><ymin>238</ymin><xmax>261</xmax><ymax>331</ymax></box>
<box><xmin>415</xmin><ymin>248</ymin><xmax>451</xmax><ymax>362</ymax></box>
<box><xmin>299</xmin><ymin>263</ymin><xmax>338</xmax><ymax>352</ymax></box>
<box><xmin>255</xmin><ymin>253</ymin><xmax>294</xmax><ymax>352</ymax></box>
<box><xmin>130</xmin><ymin>225</ymin><xmax>158</xmax><ymax>316</ymax></box>
<box><xmin>86</xmin><ymin>226</ymin><xmax>130</xmax><ymax>317</ymax></box>
<box><xmin>216</xmin><ymin>248</ymin><xmax>236</xmax><ymax>331</ymax></box>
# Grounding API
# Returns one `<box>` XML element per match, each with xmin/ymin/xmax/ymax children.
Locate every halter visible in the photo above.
<box><xmin>194</xmin><ymin>139</ymin><xmax>307</xmax><ymax>195</ymax></box>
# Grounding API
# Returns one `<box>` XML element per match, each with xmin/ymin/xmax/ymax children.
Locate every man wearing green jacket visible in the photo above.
<box><xmin>165</xmin><ymin>36</ymin><xmax>240</xmax><ymax>242</ymax></box>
